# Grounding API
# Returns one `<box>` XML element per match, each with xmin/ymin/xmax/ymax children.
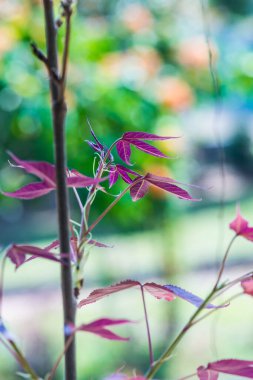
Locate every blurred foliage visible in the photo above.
<box><xmin>1</xmin><ymin>0</ymin><xmax>253</xmax><ymax>240</ymax></box>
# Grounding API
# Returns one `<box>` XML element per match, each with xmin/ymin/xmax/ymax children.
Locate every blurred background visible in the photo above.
<box><xmin>1</xmin><ymin>0</ymin><xmax>253</xmax><ymax>379</ymax></box>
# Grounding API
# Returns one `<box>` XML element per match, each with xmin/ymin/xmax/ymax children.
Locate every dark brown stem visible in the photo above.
<box><xmin>42</xmin><ymin>1</ymin><xmax>76</xmax><ymax>379</ymax></box>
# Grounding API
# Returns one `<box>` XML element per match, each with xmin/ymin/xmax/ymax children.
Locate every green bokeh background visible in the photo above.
<box><xmin>1</xmin><ymin>0</ymin><xmax>253</xmax><ymax>379</ymax></box>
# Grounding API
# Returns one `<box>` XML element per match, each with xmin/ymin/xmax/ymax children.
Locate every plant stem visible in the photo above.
<box><xmin>10</xmin><ymin>340</ymin><xmax>39</xmax><ymax>380</ymax></box>
<box><xmin>42</xmin><ymin>1</ymin><xmax>76</xmax><ymax>379</ymax></box>
<box><xmin>48</xmin><ymin>335</ymin><xmax>74</xmax><ymax>380</ymax></box>
<box><xmin>145</xmin><ymin>235</ymin><xmax>237</xmax><ymax>379</ymax></box>
<box><xmin>79</xmin><ymin>139</ymin><xmax>120</xmax><ymax>240</ymax></box>
<box><xmin>145</xmin><ymin>290</ymin><xmax>215</xmax><ymax>379</ymax></box>
<box><xmin>141</xmin><ymin>286</ymin><xmax>154</xmax><ymax>366</ymax></box>
<box><xmin>213</xmin><ymin>235</ymin><xmax>237</xmax><ymax>291</ymax></box>
<box><xmin>85</xmin><ymin>181</ymin><xmax>136</xmax><ymax>237</ymax></box>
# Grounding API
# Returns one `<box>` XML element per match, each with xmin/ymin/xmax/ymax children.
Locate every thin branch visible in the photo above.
<box><xmin>79</xmin><ymin>138</ymin><xmax>120</xmax><ymax>240</ymax></box>
<box><xmin>48</xmin><ymin>335</ymin><xmax>74</xmax><ymax>380</ymax></box>
<box><xmin>191</xmin><ymin>292</ymin><xmax>242</xmax><ymax>327</ymax></box>
<box><xmin>212</xmin><ymin>235</ymin><xmax>237</xmax><ymax>291</ymax></box>
<box><xmin>145</xmin><ymin>289</ymin><xmax>216</xmax><ymax>379</ymax></box>
<box><xmin>30</xmin><ymin>42</ymin><xmax>60</xmax><ymax>83</ymax></box>
<box><xmin>9</xmin><ymin>340</ymin><xmax>39</xmax><ymax>380</ymax></box>
<box><xmin>84</xmin><ymin>181</ymin><xmax>137</xmax><ymax>237</ymax></box>
<box><xmin>141</xmin><ymin>286</ymin><xmax>154</xmax><ymax>366</ymax></box>
<box><xmin>30</xmin><ymin>42</ymin><xmax>48</xmax><ymax>66</ymax></box>
<box><xmin>0</xmin><ymin>337</ymin><xmax>20</xmax><ymax>365</ymax></box>
<box><xmin>61</xmin><ymin>1</ymin><xmax>72</xmax><ymax>85</ymax></box>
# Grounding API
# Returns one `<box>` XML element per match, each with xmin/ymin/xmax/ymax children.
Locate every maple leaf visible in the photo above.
<box><xmin>116</xmin><ymin>131</ymin><xmax>177</xmax><ymax>164</ymax></box>
<box><xmin>6</xmin><ymin>244</ymin><xmax>65</xmax><ymax>270</ymax></box>
<box><xmin>241</xmin><ymin>277</ymin><xmax>253</xmax><ymax>296</ymax></box>
<box><xmin>2</xmin><ymin>153</ymin><xmax>105</xmax><ymax>199</ymax></box>
<box><xmin>130</xmin><ymin>173</ymin><xmax>200</xmax><ymax>202</ymax></box>
<box><xmin>229</xmin><ymin>206</ymin><xmax>253</xmax><ymax>241</ymax></box>
<box><xmin>86</xmin><ymin>121</ymin><xmax>114</xmax><ymax>161</ymax></box>
<box><xmin>108</xmin><ymin>165</ymin><xmax>139</xmax><ymax>188</ymax></box>
<box><xmin>78</xmin><ymin>280</ymin><xmax>221</xmax><ymax>309</ymax></box>
<box><xmin>197</xmin><ymin>359</ymin><xmax>253</xmax><ymax>379</ymax></box>
<box><xmin>65</xmin><ymin>318</ymin><xmax>131</xmax><ymax>341</ymax></box>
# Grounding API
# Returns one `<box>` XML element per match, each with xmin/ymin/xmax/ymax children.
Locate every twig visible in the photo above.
<box><xmin>30</xmin><ymin>42</ymin><xmax>48</xmax><ymax>66</ymax></box>
<box><xmin>141</xmin><ymin>286</ymin><xmax>154</xmax><ymax>366</ymax></box>
<box><xmin>212</xmin><ymin>235</ymin><xmax>237</xmax><ymax>291</ymax></box>
<box><xmin>9</xmin><ymin>340</ymin><xmax>39</xmax><ymax>380</ymax></box>
<box><xmin>48</xmin><ymin>335</ymin><xmax>74</xmax><ymax>380</ymax></box>
<box><xmin>61</xmin><ymin>1</ymin><xmax>72</xmax><ymax>85</ymax></box>
<box><xmin>30</xmin><ymin>42</ymin><xmax>60</xmax><ymax>83</ymax></box>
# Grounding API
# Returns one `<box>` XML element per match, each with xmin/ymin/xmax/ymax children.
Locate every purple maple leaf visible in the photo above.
<box><xmin>197</xmin><ymin>359</ymin><xmax>253</xmax><ymax>379</ymax></box>
<box><xmin>130</xmin><ymin>173</ymin><xmax>200</xmax><ymax>202</ymax></box>
<box><xmin>229</xmin><ymin>206</ymin><xmax>253</xmax><ymax>241</ymax></box>
<box><xmin>6</xmin><ymin>244</ymin><xmax>65</xmax><ymax>270</ymax></box>
<box><xmin>86</xmin><ymin>121</ymin><xmax>114</xmax><ymax>161</ymax></box>
<box><xmin>78</xmin><ymin>280</ymin><xmax>220</xmax><ymax>309</ymax></box>
<box><xmin>109</xmin><ymin>165</ymin><xmax>139</xmax><ymax>188</ymax></box>
<box><xmin>46</xmin><ymin>237</ymin><xmax>112</xmax><ymax>251</ymax></box>
<box><xmin>116</xmin><ymin>131</ymin><xmax>177</xmax><ymax>164</ymax></box>
<box><xmin>241</xmin><ymin>276</ymin><xmax>253</xmax><ymax>296</ymax></box>
<box><xmin>65</xmin><ymin>318</ymin><xmax>131</xmax><ymax>341</ymax></box>
<box><xmin>2</xmin><ymin>153</ymin><xmax>105</xmax><ymax>199</ymax></box>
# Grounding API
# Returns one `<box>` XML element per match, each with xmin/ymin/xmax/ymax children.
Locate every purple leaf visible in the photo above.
<box><xmin>6</xmin><ymin>244</ymin><xmax>64</xmax><ymax>269</ymax></box>
<box><xmin>117</xmin><ymin>131</ymin><xmax>176</xmax><ymax>161</ymax></box>
<box><xmin>210</xmin><ymin>359</ymin><xmax>253</xmax><ymax>378</ymax></box>
<box><xmin>86</xmin><ymin>141</ymin><xmax>102</xmax><ymax>154</ymax></box>
<box><xmin>116</xmin><ymin>165</ymin><xmax>139</xmax><ymax>184</ymax></box>
<box><xmin>67</xmin><ymin>172</ymin><xmax>105</xmax><ymax>188</ymax></box>
<box><xmin>116</xmin><ymin>141</ymin><xmax>132</xmax><ymax>165</ymax></box>
<box><xmin>3</xmin><ymin>182</ymin><xmax>54</xmax><ymax>199</ymax></box>
<box><xmin>122</xmin><ymin>132</ymin><xmax>177</xmax><ymax>141</ymax></box>
<box><xmin>88</xmin><ymin>239</ymin><xmax>113</xmax><ymax>248</ymax></box>
<box><xmin>143</xmin><ymin>283</ymin><xmax>175</xmax><ymax>301</ymax></box>
<box><xmin>130</xmin><ymin>180</ymin><xmax>150</xmax><ymax>201</ymax></box>
<box><xmin>47</xmin><ymin>237</ymin><xmax>112</xmax><ymax>251</ymax></box>
<box><xmin>229</xmin><ymin>206</ymin><xmax>253</xmax><ymax>242</ymax></box>
<box><xmin>164</xmin><ymin>285</ymin><xmax>221</xmax><ymax>308</ymax></box>
<box><xmin>109</xmin><ymin>165</ymin><xmax>139</xmax><ymax>187</ymax></box>
<box><xmin>241</xmin><ymin>277</ymin><xmax>253</xmax><ymax>296</ymax></box>
<box><xmin>78</xmin><ymin>280</ymin><xmax>140</xmax><ymax>307</ymax></box>
<box><xmin>8</xmin><ymin>152</ymin><xmax>56</xmax><ymax>186</ymax></box>
<box><xmin>197</xmin><ymin>367</ymin><xmax>219</xmax><ymax>380</ymax></box>
<box><xmin>78</xmin><ymin>280</ymin><xmax>217</xmax><ymax>309</ymax></box>
<box><xmin>145</xmin><ymin>173</ymin><xmax>200</xmax><ymax>201</ymax></box>
<box><xmin>109</xmin><ymin>167</ymin><xmax>120</xmax><ymax>188</ymax></box>
<box><xmin>65</xmin><ymin>318</ymin><xmax>131</xmax><ymax>341</ymax></box>
<box><xmin>128</xmin><ymin>140</ymin><xmax>170</xmax><ymax>159</ymax></box>
<box><xmin>87</xmin><ymin>120</ymin><xmax>104</xmax><ymax>151</ymax></box>
<box><xmin>3</xmin><ymin>153</ymin><xmax>105</xmax><ymax>200</ymax></box>
<box><xmin>198</xmin><ymin>359</ymin><xmax>253</xmax><ymax>379</ymax></box>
